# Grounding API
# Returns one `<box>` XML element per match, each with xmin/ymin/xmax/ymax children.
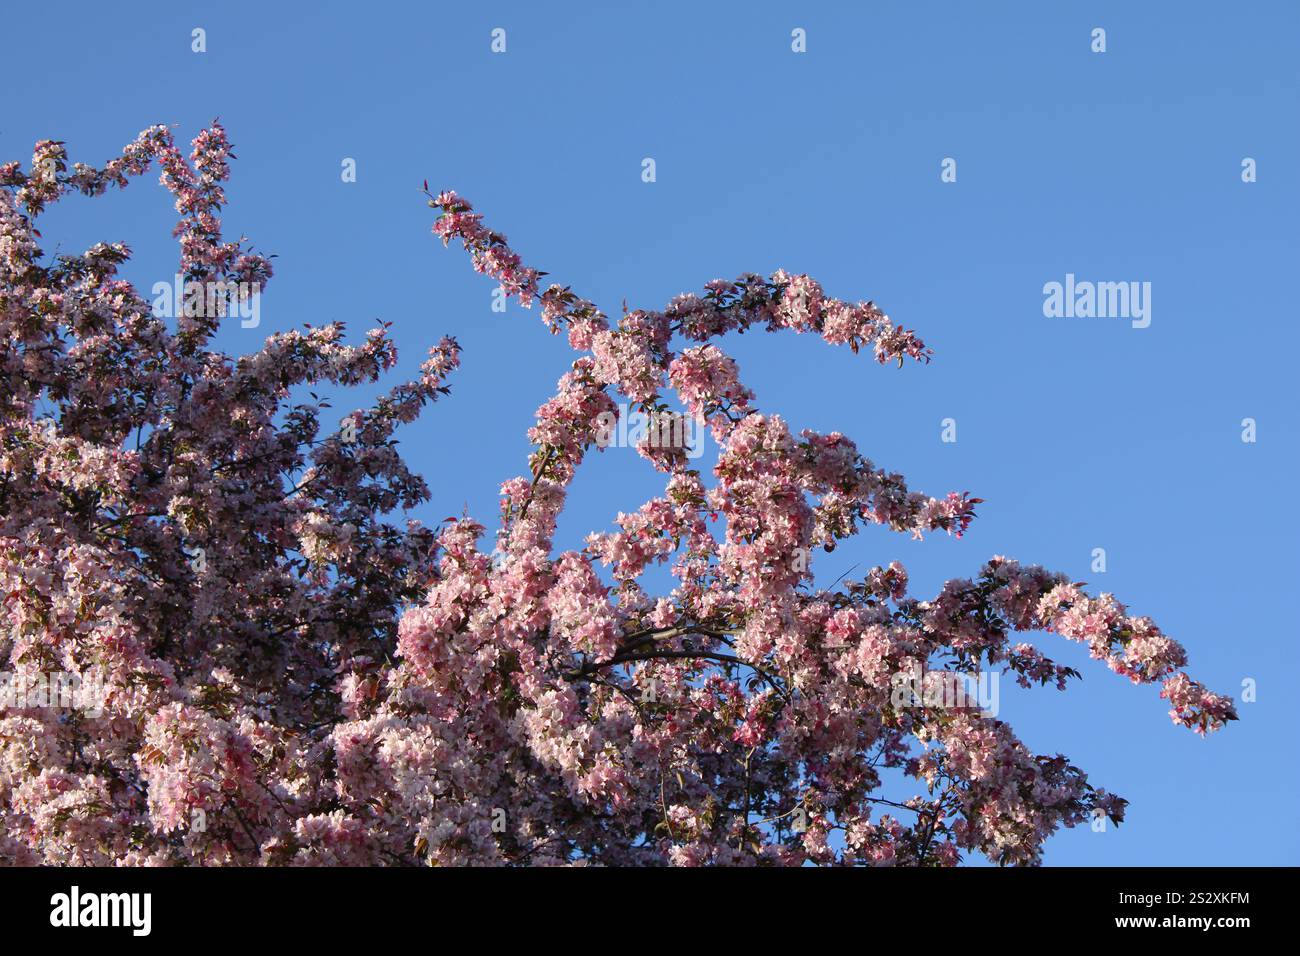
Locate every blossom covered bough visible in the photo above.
<box><xmin>0</xmin><ymin>123</ymin><xmax>1235</xmax><ymax>867</ymax></box>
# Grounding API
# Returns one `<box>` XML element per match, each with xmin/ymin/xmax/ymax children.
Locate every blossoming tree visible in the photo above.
<box><xmin>0</xmin><ymin>123</ymin><xmax>1235</xmax><ymax>867</ymax></box>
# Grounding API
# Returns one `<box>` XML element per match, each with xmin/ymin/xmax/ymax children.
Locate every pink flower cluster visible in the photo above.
<box><xmin>1</xmin><ymin>124</ymin><xmax>463</xmax><ymax>865</ymax></box>
<box><xmin>0</xmin><ymin>129</ymin><xmax>1235</xmax><ymax>868</ymax></box>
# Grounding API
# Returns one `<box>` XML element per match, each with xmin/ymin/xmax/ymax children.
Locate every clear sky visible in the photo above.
<box><xmin>4</xmin><ymin>0</ymin><xmax>1296</xmax><ymax>865</ymax></box>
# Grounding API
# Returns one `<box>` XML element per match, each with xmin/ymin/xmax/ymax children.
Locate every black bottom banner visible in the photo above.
<box><xmin>0</xmin><ymin>865</ymin><xmax>1284</xmax><ymax>943</ymax></box>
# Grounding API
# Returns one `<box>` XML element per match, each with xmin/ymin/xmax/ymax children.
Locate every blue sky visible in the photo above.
<box><xmin>4</xmin><ymin>0</ymin><xmax>1296</xmax><ymax>865</ymax></box>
